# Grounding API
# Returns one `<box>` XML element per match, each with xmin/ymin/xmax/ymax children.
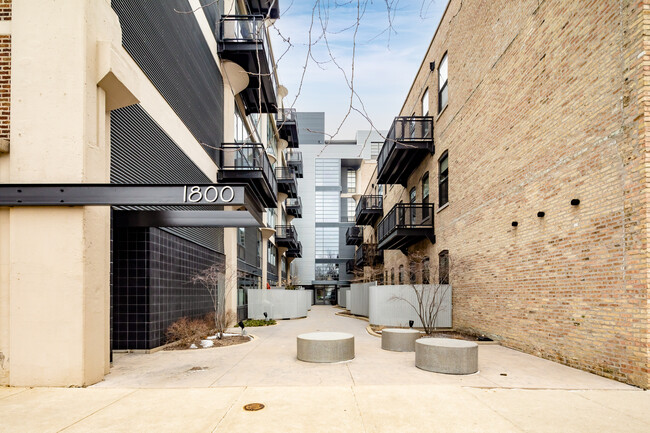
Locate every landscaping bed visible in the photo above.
<box><xmin>370</xmin><ymin>325</ymin><xmax>490</xmax><ymax>342</ymax></box>
<box><xmin>164</xmin><ymin>315</ymin><xmax>252</xmax><ymax>350</ymax></box>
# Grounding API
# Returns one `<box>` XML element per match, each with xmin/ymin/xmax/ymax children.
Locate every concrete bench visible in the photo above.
<box><xmin>415</xmin><ymin>338</ymin><xmax>478</xmax><ymax>374</ymax></box>
<box><xmin>381</xmin><ymin>328</ymin><xmax>421</xmax><ymax>352</ymax></box>
<box><xmin>297</xmin><ymin>332</ymin><xmax>354</xmax><ymax>363</ymax></box>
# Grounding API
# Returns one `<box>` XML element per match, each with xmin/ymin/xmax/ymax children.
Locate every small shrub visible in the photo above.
<box><xmin>243</xmin><ymin>319</ymin><xmax>277</xmax><ymax>327</ymax></box>
<box><xmin>166</xmin><ymin>316</ymin><xmax>211</xmax><ymax>345</ymax></box>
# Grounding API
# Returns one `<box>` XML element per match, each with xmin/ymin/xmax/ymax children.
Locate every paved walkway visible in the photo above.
<box><xmin>1</xmin><ymin>306</ymin><xmax>648</xmax><ymax>432</ymax></box>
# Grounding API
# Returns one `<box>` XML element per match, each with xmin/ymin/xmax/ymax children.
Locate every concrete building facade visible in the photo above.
<box><xmin>0</xmin><ymin>0</ymin><xmax>300</xmax><ymax>387</ymax></box>
<box><xmin>355</xmin><ymin>0</ymin><xmax>650</xmax><ymax>388</ymax></box>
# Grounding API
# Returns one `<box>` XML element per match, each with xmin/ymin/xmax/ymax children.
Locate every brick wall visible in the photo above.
<box><xmin>376</xmin><ymin>0</ymin><xmax>649</xmax><ymax>388</ymax></box>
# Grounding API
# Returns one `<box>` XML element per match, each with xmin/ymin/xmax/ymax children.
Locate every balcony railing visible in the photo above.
<box><xmin>217</xmin><ymin>15</ymin><xmax>277</xmax><ymax>114</ymax></box>
<box><xmin>345</xmin><ymin>226</ymin><xmax>363</xmax><ymax>246</ymax></box>
<box><xmin>275</xmin><ymin>224</ymin><xmax>299</xmax><ymax>248</ymax></box>
<box><xmin>377</xmin><ymin>203</ymin><xmax>435</xmax><ymax>251</ymax></box>
<box><xmin>355</xmin><ymin>243</ymin><xmax>383</xmax><ymax>267</ymax></box>
<box><xmin>286</xmin><ymin>197</ymin><xmax>302</xmax><ymax>218</ymax></box>
<box><xmin>276</xmin><ymin>108</ymin><xmax>299</xmax><ymax>148</ymax></box>
<box><xmin>217</xmin><ymin>142</ymin><xmax>277</xmax><ymax>208</ymax></box>
<box><xmin>284</xmin><ymin>149</ymin><xmax>303</xmax><ymax>178</ymax></box>
<box><xmin>276</xmin><ymin>167</ymin><xmax>298</xmax><ymax>199</ymax></box>
<box><xmin>355</xmin><ymin>195</ymin><xmax>383</xmax><ymax>226</ymax></box>
<box><xmin>287</xmin><ymin>241</ymin><xmax>302</xmax><ymax>258</ymax></box>
<box><xmin>346</xmin><ymin>259</ymin><xmax>355</xmax><ymax>274</ymax></box>
<box><xmin>246</xmin><ymin>0</ymin><xmax>281</xmax><ymax>19</ymax></box>
<box><xmin>377</xmin><ymin>116</ymin><xmax>434</xmax><ymax>186</ymax></box>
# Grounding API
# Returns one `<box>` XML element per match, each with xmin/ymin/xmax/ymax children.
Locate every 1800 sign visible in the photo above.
<box><xmin>182</xmin><ymin>185</ymin><xmax>235</xmax><ymax>204</ymax></box>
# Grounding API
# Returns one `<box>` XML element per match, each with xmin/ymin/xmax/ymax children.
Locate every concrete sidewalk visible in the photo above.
<box><xmin>1</xmin><ymin>306</ymin><xmax>648</xmax><ymax>432</ymax></box>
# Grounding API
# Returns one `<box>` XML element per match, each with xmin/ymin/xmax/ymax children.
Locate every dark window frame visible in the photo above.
<box><xmin>439</xmin><ymin>151</ymin><xmax>449</xmax><ymax>207</ymax></box>
<box><xmin>439</xmin><ymin>250</ymin><xmax>449</xmax><ymax>284</ymax></box>
<box><xmin>438</xmin><ymin>52</ymin><xmax>448</xmax><ymax>113</ymax></box>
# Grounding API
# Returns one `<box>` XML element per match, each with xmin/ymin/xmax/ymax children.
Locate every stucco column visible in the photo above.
<box><xmin>5</xmin><ymin>1</ymin><xmax>128</xmax><ymax>386</ymax></box>
<box><xmin>260</xmin><ymin>227</ymin><xmax>275</xmax><ymax>289</ymax></box>
<box><xmin>223</xmin><ymin>227</ymin><xmax>239</xmax><ymax>316</ymax></box>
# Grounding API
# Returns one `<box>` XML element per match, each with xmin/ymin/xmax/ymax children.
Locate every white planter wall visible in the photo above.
<box><xmin>369</xmin><ymin>284</ymin><xmax>452</xmax><ymax>328</ymax></box>
<box><xmin>339</xmin><ymin>288</ymin><xmax>348</xmax><ymax>308</ymax></box>
<box><xmin>247</xmin><ymin>289</ymin><xmax>309</xmax><ymax>320</ymax></box>
<box><xmin>305</xmin><ymin>289</ymin><xmax>313</xmax><ymax>310</ymax></box>
<box><xmin>349</xmin><ymin>282</ymin><xmax>375</xmax><ymax>317</ymax></box>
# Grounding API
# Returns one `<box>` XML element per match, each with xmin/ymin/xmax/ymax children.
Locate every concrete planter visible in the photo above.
<box><xmin>247</xmin><ymin>289</ymin><xmax>310</xmax><ymax>320</ymax></box>
<box><xmin>369</xmin><ymin>284</ymin><xmax>452</xmax><ymax>328</ymax></box>
<box><xmin>348</xmin><ymin>282</ymin><xmax>375</xmax><ymax>317</ymax></box>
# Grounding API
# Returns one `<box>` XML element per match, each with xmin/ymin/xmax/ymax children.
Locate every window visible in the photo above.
<box><xmin>316</xmin><ymin>159</ymin><xmax>340</xmax><ymax>186</ymax></box>
<box><xmin>315</xmin><ymin>227</ymin><xmax>339</xmax><ymax>259</ymax></box>
<box><xmin>422</xmin><ymin>173</ymin><xmax>430</xmax><ymax>219</ymax></box>
<box><xmin>422</xmin><ymin>88</ymin><xmax>429</xmax><ymax>116</ymax></box>
<box><xmin>409</xmin><ymin>187</ymin><xmax>417</xmax><ymax>225</ymax></box>
<box><xmin>409</xmin><ymin>262</ymin><xmax>417</xmax><ymax>284</ymax></box>
<box><xmin>385</xmin><ymin>270</ymin><xmax>388</xmax><ymax>284</ymax></box>
<box><xmin>347</xmin><ymin>198</ymin><xmax>356</xmax><ymax>222</ymax></box>
<box><xmin>439</xmin><ymin>250</ymin><xmax>449</xmax><ymax>284</ymax></box>
<box><xmin>378</xmin><ymin>184</ymin><xmax>384</xmax><ymax>196</ymax></box>
<box><xmin>398</xmin><ymin>265</ymin><xmax>404</xmax><ymax>284</ymax></box>
<box><xmin>237</xmin><ymin>227</ymin><xmax>245</xmax><ymax>259</ymax></box>
<box><xmin>390</xmin><ymin>268</ymin><xmax>395</xmax><ymax>285</ymax></box>
<box><xmin>422</xmin><ymin>257</ymin><xmax>430</xmax><ymax>284</ymax></box>
<box><xmin>268</xmin><ymin>243</ymin><xmax>277</xmax><ymax>266</ymax></box>
<box><xmin>267</xmin><ymin>208</ymin><xmax>276</xmax><ymax>227</ymax></box>
<box><xmin>315</xmin><ymin>263</ymin><xmax>339</xmax><ymax>280</ymax></box>
<box><xmin>438</xmin><ymin>53</ymin><xmax>448</xmax><ymax>113</ymax></box>
<box><xmin>439</xmin><ymin>152</ymin><xmax>448</xmax><ymax>207</ymax></box>
<box><xmin>234</xmin><ymin>109</ymin><xmax>249</xmax><ymax>143</ymax></box>
<box><xmin>316</xmin><ymin>191</ymin><xmax>339</xmax><ymax>222</ymax></box>
<box><xmin>257</xmin><ymin>230</ymin><xmax>262</xmax><ymax>266</ymax></box>
<box><xmin>347</xmin><ymin>169</ymin><xmax>356</xmax><ymax>193</ymax></box>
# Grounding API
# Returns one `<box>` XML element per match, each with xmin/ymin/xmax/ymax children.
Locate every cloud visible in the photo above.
<box><xmin>270</xmin><ymin>1</ymin><xmax>448</xmax><ymax>139</ymax></box>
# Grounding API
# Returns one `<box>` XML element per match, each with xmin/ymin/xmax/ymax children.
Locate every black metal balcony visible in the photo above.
<box><xmin>287</xmin><ymin>241</ymin><xmax>302</xmax><ymax>258</ymax></box>
<box><xmin>286</xmin><ymin>197</ymin><xmax>302</xmax><ymax>218</ymax></box>
<box><xmin>217</xmin><ymin>143</ymin><xmax>277</xmax><ymax>208</ymax></box>
<box><xmin>276</xmin><ymin>108</ymin><xmax>299</xmax><ymax>148</ymax></box>
<box><xmin>276</xmin><ymin>167</ymin><xmax>298</xmax><ymax>199</ymax></box>
<box><xmin>284</xmin><ymin>149</ymin><xmax>303</xmax><ymax>178</ymax></box>
<box><xmin>346</xmin><ymin>259</ymin><xmax>355</xmax><ymax>274</ymax></box>
<box><xmin>246</xmin><ymin>0</ymin><xmax>281</xmax><ymax>19</ymax></box>
<box><xmin>377</xmin><ymin>203</ymin><xmax>435</xmax><ymax>251</ymax></box>
<box><xmin>356</xmin><ymin>195</ymin><xmax>383</xmax><ymax>226</ymax></box>
<box><xmin>345</xmin><ymin>226</ymin><xmax>363</xmax><ymax>246</ymax></box>
<box><xmin>275</xmin><ymin>225</ymin><xmax>299</xmax><ymax>249</ymax></box>
<box><xmin>377</xmin><ymin>116</ymin><xmax>434</xmax><ymax>186</ymax></box>
<box><xmin>217</xmin><ymin>15</ymin><xmax>277</xmax><ymax>114</ymax></box>
<box><xmin>355</xmin><ymin>243</ymin><xmax>384</xmax><ymax>267</ymax></box>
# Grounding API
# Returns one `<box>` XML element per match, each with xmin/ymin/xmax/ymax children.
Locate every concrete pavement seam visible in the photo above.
<box><xmin>350</xmin><ymin>385</ymin><xmax>369</xmax><ymax>433</ymax></box>
<box><xmin>210</xmin><ymin>386</ymin><xmax>248</xmax><ymax>432</ymax></box>
<box><xmin>462</xmin><ymin>388</ymin><xmax>527</xmax><ymax>432</ymax></box>
<box><xmin>576</xmin><ymin>391</ymin><xmax>650</xmax><ymax>424</ymax></box>
<box><xmin>0</xmin><ymin>387</ymin><xmax>28</xmax><ymax>401</ymax></box>
<box><xmin>56</xmin><ymin>389</ymin><xmax>138</xmax><ymax>432</ymax></box>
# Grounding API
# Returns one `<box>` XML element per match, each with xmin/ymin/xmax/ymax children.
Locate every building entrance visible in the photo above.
<box><xmin>314</xmin><ymin>286</ymin><xmax>337</xmax><ymax>305</ymax></box>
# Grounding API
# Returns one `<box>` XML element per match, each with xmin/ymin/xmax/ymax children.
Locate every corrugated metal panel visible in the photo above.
<box><xmin>199</xmin><ymin>0</ymin><xmax>224</xmax><ymax>35</ymax></box>
<box><xmin>111</xmin><ymin>0</ymin><xmax>224</xmax><ymax>162</ymax></box>
<box><xmin>111</xmin><ymin>104</ymin><xmax>224</xmax><ymax>253</ymax></box>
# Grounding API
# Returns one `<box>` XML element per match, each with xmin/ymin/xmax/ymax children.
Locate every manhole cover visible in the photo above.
<box><xmin>243</xmin><ymin>403</ymin><xmax>265</xmax><ymax>411</ymax></box>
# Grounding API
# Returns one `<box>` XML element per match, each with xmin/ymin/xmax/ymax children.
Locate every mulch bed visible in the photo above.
<box><xmin>370</xmin><ymin>325</ymin><xmax>485</xmax><ymax>341</ymax></box>
<box><xmin>165</xmin><ymin>335</ymin><xmax>251</xmax><ymax>351</ymax></box>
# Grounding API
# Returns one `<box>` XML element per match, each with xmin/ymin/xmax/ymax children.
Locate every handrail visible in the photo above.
<box><xmin>377</xmin><ymin>203</ymin><xmax>435</xmax><ymax>244</ymax></box>
<box><xmin>218</xmin><ymin>142</ymin><xmax>277</xmax><ymax>195</ymax></box>
<box><xmin>355</xmin><ymin>195</ymin><xmax>383</xmax><ymax>218</ymax></box>
<box><xmin>377</xmin><ymin>116</ymin><xmax>434</xmax><ymax>176</ymax></box>
<box><xmin>275</xmin><ymin>224</ymin><xmax>298</xmax><ymax>242</ymax></box>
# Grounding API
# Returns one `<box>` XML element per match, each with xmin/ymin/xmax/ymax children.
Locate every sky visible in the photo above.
<box><xmin>270</xmin><ymin>0</ymin><xmax>448</xmax><ymax>140</ymax></box>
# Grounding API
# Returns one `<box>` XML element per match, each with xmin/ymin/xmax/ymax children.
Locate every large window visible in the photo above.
<box><xmin>438</xmin><ymin>53</ymin><xmax>448</xmax><ymax>113</ymax></box>
<box><xmin>422</xmin><ymin>88</ymin><xmax>429</xmax><ymax>116</ymax></box>
<box><xmin>267</xmin><ymin>208</ymin><xmax>276</xmax><ymax>227</ymax></box>
<box><xmin>439</xmin><ymin>250</ymin><xmax>449</xmax><ymax>284</ymax></box>
<box><xmin>316</xmin><ymin>159</ymin><xmax>340</xmax><ymax>186</ymax></box>
<box><xmin>422</xmin><ymin>173</ymin><xmax>430</xmax><ymax>219</ymax></box>
<box><xmin>347</xmin><ymin>169</ymin><xmax>356</xmax><ymax>193</ymax></box>
<box><xmin>390</xmin><ymin>268</ymin><xmax>395</xmax><ymax>284</ymax></box>
<box><xmin>315</xmin><ymin>263</ymin><xmax>339</xmax><ymax>280</ymax></box>
<box><xmin>267</xmin><ymin>243</ymin><xmax>277</xmax><ymax>266</ymax></box>
<box><xmin>371</xmin><ymin>141</ymin><xmax>382</xmax><ymax>159</ymax></box>
<box><xmin>315</xmin><ymin>227</ymin><xmax>339</xmax><ymax>259</ymax></box>
<box><xmin>237</xmin><ymin>227</ymin><xmax>245</xmax><ymax>259</ymax></box>
<box><xmin>398</xmin><ymin>265</ymin><xmax>404</xmax><ymax>284</ymax></box>
<box><xmin>422</xmin><ymin>257</ymin><xmax>430</xmax><ymax>284</ymax></box>
<box><xmin>439</xmin><ymin>152</ymin><xmax>448</xmax><ymax>207</ymax></box>
<box><xmin>316</xmin><ymin>190</ymin><xmax>339</xmax><ymax>222</ymax></box>
<box><xmin>346</xmin><ymin>198</ymin><xmax>356</xmax><ymax>222</ymax></box>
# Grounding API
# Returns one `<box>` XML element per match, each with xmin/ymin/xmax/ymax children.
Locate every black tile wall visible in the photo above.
<box><xmin>112</xmin><ymin>227</ymin><xmax>225</xmax><ymax>350</ymax></box>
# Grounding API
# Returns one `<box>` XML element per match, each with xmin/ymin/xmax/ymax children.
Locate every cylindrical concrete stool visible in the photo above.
<box><xmin>415</xmin><ymin>338</ymin><xmax>478</xmax><ymax>374</ymax></box>
<box><xmin>297</xmin><ymin>332</ymin><xmax>354</xmax><ymax>363</ymax></box>
<box><xmin>381</xmin><ymin>329</ymin><xmax>421</xmax><ymax>352</ymax></box>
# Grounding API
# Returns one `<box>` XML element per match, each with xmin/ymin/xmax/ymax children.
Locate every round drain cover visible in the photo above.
<box><xmin>243</xmin><ymin>403</ymin><xmax>265</xmax><ymax>411</ymax></box>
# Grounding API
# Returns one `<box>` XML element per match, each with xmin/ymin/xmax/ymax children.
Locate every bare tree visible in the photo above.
<box><xmin>390</xmin><ymin>250</ymin><xmax>452</xmax><ymax>335</ymax></box>
<box><xmin>191</xmin><ymin>262</ymin><xmax>236</xmax><ymax>339</ymax></box>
